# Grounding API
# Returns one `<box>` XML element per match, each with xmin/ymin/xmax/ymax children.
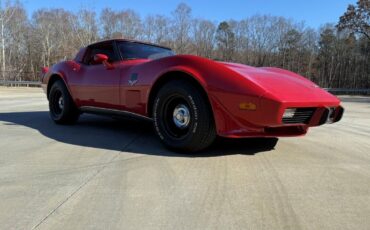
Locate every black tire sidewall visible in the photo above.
<box><xmin>154</xmin><ymin>92</ymin><xmax>199</xmax><ymax>143</ymax></box>
<box><xmin>49</xmin><ymin>80</ymin><xmax>78</xmax><ymax>124</ymax></box>
<box><xmin>153</xmin><ymin>80</ymin><xmax>215</xmax><ymax>151</ymax></box>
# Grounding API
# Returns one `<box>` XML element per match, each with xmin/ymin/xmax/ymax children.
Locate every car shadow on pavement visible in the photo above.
<box><xmin>0</xmin><ymin>111</ymin><xmax>277</xmax><ymax>157</ymax></box>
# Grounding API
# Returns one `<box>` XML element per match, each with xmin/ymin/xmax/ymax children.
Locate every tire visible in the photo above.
<box><xmin>153</xmin><ymin>79</ymin><xmax>216</xmax><ymax>152</ymax></box>
<box><xmin>49</xmin><ymin>80</ymin><xmax>79</xmax><ymax>124</ymax></box>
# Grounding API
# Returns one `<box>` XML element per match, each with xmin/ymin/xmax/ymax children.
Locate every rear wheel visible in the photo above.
<box><xmin>49</xmin><ymin>80</ymin><xmax>79</xmax><ymax>124</ymax></box>
<box><xmin>153</xmin><ymin>80</ymin><xmax>216</xmax><ymax>152</ymax></box>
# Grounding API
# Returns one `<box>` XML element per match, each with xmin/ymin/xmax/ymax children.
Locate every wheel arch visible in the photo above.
<box><xmin>147</xmin><ymin>70</ymin><xmax>213</xmax><ymax>119</ymax></box>
<box><xmin>46</xmin><ymin>73</ymin><xmax>70</xmax><ymax>100</ymax></box>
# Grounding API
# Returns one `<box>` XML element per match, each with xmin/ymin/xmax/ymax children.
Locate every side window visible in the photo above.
<box><xmin>82</xmin><ymin>42</ymin><xmax>119</xmax><ymax>65</ymax></box>
<box><xmin>118</xmin><ymin>42</ymin><xmax>174</xmax><ymax>60</ymax></box>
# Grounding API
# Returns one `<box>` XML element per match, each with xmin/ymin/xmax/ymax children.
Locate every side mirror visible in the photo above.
<box><xmin>93</xmin><ymin>54</ymin><xmax>114</xmax><ymax>69</ymax></box>
<box><xmin>93</xmin><ymin>54</ymin><xmax>108</xmax><ymax>64</ymax></box>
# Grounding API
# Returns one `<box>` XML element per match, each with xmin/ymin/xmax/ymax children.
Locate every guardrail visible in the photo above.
<box><xmin>0</xmin><ymin>81</ymin><xmax>41</xmax><ymax>87</ymax></box>
<box><xmin>0</xmin><ymin>81</ymin><xmax>369</xmax><ymax>95</ymax></box>
<box><xmin>324</xmin><ymin>88</ymin><xmax>370</xmax><ymax>95</ymax></box>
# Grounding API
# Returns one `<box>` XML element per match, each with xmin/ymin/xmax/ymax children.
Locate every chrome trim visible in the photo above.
<box><xmin>326</xmin><ymin>107</ymin><xmax>336</xmax><ymax>124</ymax></box>
<box><xmin>79</xmin><ymin>106</ymin><xmax>152</xmax><ymax>121</ymax></box>
<box><xmin>58</xmin><ymin>97</ymin><xmax>64</xmax><ymax>110</ymax></box>
<box><xmin>128</xmin><ymin>79</ymin><xmax>138</xmax><ymax>86</ymax></box>
<box><xmin>173</xmin><ymin>104</ymin><xmax>191</xmax><ymax>129</ymax></box>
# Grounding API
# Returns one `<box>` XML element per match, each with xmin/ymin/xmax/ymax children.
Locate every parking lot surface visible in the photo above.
<box><xmin>0</xmin><ymin>87</ymin><xmax>369</xmax><ymax>230</ymax></box>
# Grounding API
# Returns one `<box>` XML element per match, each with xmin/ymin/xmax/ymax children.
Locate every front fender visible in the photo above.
<box><xmin>143</xmin><ymin>55</ymin><xmax>266</xmax><ymax>135</ymax></box>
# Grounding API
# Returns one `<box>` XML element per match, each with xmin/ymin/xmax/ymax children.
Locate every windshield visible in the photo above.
<box><xmin>117</xmin><ymin>41</ymin><xmax>175</xmax><ymax>60</ymax></box>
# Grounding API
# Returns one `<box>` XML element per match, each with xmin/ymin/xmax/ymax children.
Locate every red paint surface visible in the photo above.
<box><xmin>42</xmin><ymin>39</ymin><xmax>343</xmax><ymax>138</ymax></box>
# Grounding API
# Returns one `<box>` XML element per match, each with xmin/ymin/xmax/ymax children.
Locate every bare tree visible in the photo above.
<box><xmin>100</xmin><ymin>8</ymin><xmax>116</xmax><ymax>39</ymax></box>
<box><xmin>0</xmin><ymin>2</ymin><xmax>367</xmax><ymax>88</ymax></box>
<box><xmin>4</xmin><ymin>3</ymin><xmax>28</xmax><ymax>81</ymax></box>
<box><xmin>71</xmin><ymin>9</ymin><xmax>98</xmax><ymax>47</ymax></box>
<box><xmin>245</xmin><ymin>15</ymin><xmax>281</xmax><ymax>66</ymax></box>
<box><xmin>100</xmin><ymin>8</ymin><xmax>142</xmax><ymax>40</ymax></box>
<box><xmin>192</xmin><ymin>19</ymin><xmax>216</xmax><ymax>58</ymax></box>
<box><xmin>143</xmin><ymin>15</ymin><xmax>171</xmax><ymax>46</ymax></box>
<box><xmin>0</xmin><ymin>0</ymin><xmax>18</xmax><ymax>81</ymax></box>
<box><xmin>172</xmin><ymin>3</ymin><xmax>192</xmax><ymax>54</ymax></box>
<box><xmin>32</xmin><ymin>9</ymin><xmax>75</xmax><ymax>67</ymax></box>
<box><xmin>116</xmin><ymin>10</ymin><xmax>142</xmax><ymax>39</ymax></box>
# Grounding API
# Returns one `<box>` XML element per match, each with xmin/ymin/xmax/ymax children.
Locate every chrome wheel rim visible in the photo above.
<box><xmin>58</xmin><ymin>96</ymin><xmax>64</xmax><ymax>110</ymax></box>
<box><xmin>172</xmin><ymin>104</ymin><xmax>191</xmax><ymax>129</ymax></box>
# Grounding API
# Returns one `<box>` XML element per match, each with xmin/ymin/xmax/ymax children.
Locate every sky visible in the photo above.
<box><xmin>21</xmin><ymin>0</ymin><xmax>355</xmax><ymax>29</ymax></box>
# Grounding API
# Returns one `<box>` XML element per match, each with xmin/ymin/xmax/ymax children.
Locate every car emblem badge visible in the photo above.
<box><xmin>129</xmin><ymin>73</ymin><xmax>138</xmax><ymax>86</ymax></box>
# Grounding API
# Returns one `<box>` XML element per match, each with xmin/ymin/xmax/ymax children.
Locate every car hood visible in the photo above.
<box><xmin>219</xmin><ymin>62</ymin><xmax>340</xmax><ymax>104</ymax></box>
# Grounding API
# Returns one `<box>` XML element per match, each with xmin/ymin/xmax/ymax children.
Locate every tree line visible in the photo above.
<box><xmin>0</xmin><ymin>0</ymin><xmax>369</xmax><ymax>88</ymax></box>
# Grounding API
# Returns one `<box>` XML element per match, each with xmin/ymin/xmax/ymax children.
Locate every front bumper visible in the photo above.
<box><xmin>210</xmin><ymin>91</ymin><xmax>344</xmax><ymax>138</ymax></box>
<box><xmin>307</xmin><ymin>106</ymin><xmax>344</xmax><ymax>126</ymax></box>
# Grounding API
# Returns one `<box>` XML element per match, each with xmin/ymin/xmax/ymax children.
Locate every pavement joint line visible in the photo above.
<box><xmin>31</xmin><ymin>131</ymin><xmax>143</xmax><ymax>230</ymax></box>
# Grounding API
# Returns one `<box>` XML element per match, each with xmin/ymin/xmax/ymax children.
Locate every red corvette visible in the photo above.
<box><xmin>41</xmin><ymin>39</ymin><xmax>344</xmax><ymax>152</ymax></box>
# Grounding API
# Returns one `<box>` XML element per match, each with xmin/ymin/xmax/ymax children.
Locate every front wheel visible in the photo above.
<box><xmin>49</xmin><ymin>80</ymin><xmax>79</xmax><ymax>124</ymax></box>
<box><xmin>153</xmin><ymin>80</ymin><xmax>216</xmax><ymax>152</ymax></box>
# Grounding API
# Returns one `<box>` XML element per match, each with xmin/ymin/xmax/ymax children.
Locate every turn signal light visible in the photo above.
<box><xmin>239</xmin><ymin>102</ymin><xmax>257</xmax><ymax>110</ymax></box>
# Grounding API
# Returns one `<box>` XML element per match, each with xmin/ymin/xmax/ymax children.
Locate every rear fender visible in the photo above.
<box><xmin>45</xmin><ymin>62</ymin><xmax>75</xmax><ymax>100</ymax></box>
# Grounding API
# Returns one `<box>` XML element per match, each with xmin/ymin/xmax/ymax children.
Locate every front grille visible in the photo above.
<box><xmin>282</xmin><ymin>108</ymin><xmax>316</xmax><ymax>124</ymax></box>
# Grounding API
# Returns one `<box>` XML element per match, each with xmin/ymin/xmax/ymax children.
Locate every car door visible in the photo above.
<box><xmin>72</xmin><ymin>41</ymin><xmax>121</xmax><ymax>109</ymax></box>
<box><xmin>116</xmin><ymin>41</ymin><xmax>155</xmax><ymax>115</ymax></box>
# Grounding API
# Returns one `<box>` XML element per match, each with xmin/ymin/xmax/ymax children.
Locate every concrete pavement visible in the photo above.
<box><xmin>0</xmin><ymin>87</ymin><xmax>369</xmax><ymax>230</ymax></box>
